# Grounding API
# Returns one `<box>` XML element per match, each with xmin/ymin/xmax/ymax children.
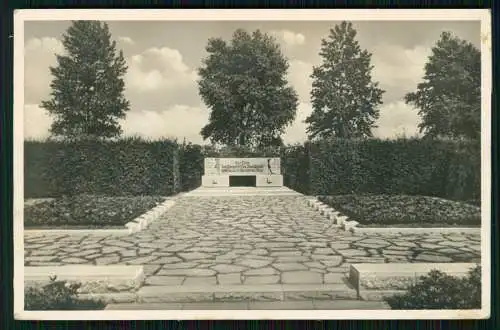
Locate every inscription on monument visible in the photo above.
<box><xmin>204</xmin><ymin>158</ymin><xmax>280</xmax><ymax>175</ymax></box>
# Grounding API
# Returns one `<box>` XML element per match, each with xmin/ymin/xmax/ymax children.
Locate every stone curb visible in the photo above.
<box><xmin>348</xmin><ymin>263</ymin><xmax>479</xmax><ymax>301</ymax></box>
<box><xmin>25</xmin><ymin>265</ymin><xmax>145</xmax><ymax>294</ymax></box>
<box><xmin>24</xmin><ymin>228</ymin><xmax>131</xmax><ymax>236</ymax></box>
<box><xmin>306</xmin><ymin>198</ymin><xmax>358</xmax><ymax>232</ymax></box>
<box><xmin>124</xmin><ymin>198</ymin><xmax>176</xmax><ymax>234</ymax></box>
<box><xmin>306</xmin><ymin>197</ymin><xmax>480</xmax><ymax>234</ymax></box>
<box><xmin>104</xmin><ymin>299</ymin><xmax>392</xmax><ymax>310</ymax></box>
<box><xmin>135</xmin><ymin>284</ymin><xmax>358</xmax><ymax>303</ymax></box>
<box><xmin>353</xmin><ymin>227</ymin><xmax>481</xmax><ymax>234</ymax></box>
<box><xmin>25</xmin><ymin>197</ymin><xmax>177</xmax><ymax>237</ymax></box>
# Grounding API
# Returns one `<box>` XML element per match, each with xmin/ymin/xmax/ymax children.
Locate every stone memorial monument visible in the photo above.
<box><xmin>202</xmin><ymin>157</ymin><xmax>283</xmax><ymax>187</ymax></box>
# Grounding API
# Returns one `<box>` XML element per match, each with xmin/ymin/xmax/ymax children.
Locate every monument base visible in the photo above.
<box><xmin>202</xmin><ymin>175</ymin><xmax>230</xmax><ymax>187</ymax></box>
<box><xmin>202</xmin><ymin>175</ymin><xmax>283</xmax><ymax>187</ymax></box>
<box><xmin>255</xmin><ymin>175</ymin><xmax>283</xmax><ymax>187</ymax></box>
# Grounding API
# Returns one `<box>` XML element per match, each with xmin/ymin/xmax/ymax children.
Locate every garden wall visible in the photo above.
<box><xmin>25</xmin><ymin>138</ymin><xmax>180</xmax><ymax>197</ymax></box>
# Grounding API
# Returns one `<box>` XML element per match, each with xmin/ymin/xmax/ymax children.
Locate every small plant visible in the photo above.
<box><xmin>25</xmin><ymin>276</ymin><xmax>106</xmax><ymax>310</ymax></box>
<box><xmin>385</xmin><ymin>265</ymin><xmax>481</xmax><ymax>309</ymax></box>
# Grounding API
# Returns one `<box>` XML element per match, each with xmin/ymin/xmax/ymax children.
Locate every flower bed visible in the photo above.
<box><xmin>24</xmin><ymin>195</ymin><xmax>165</xmax><ymax>229</ymax></box>
<box><xmin>318</xmin><ymin>194</ymin><xmax>480</xmax><ymax>227</ymax></box>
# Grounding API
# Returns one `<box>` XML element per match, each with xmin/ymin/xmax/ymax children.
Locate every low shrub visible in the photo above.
<box><xmin>25</xmin><ymin>277</ymin><xmax>106</xmax><ymax>310</ymax></box>
<box><xmin>24</xmin><ymin>195</ymin><xmax>165</xmax><ymax>228</ymax></box>
<box><xmin>179</xmin><ymin>143</ymin><xmax>205</xmax><ymax>191</ymax></box>
<box><xmin>385</xmin><ymin>265</ymin><xmax>481</xmax><ymax>309</ymax></box>
<box><xmin>318</xmin><ymin>194</ymin><xmax>481</xmax><ymax>227</ymax></box>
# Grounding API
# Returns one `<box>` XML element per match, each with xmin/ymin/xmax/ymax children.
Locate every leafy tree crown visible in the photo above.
<box><xmin>41</xmin><ymin>20</ymin><xmax>130</xmax><ymax>140</ymax></box>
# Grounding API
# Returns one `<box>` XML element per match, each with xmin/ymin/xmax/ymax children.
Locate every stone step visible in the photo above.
<box><xmin>105</xmin><ymin>299</ymin><xmax>391</xmax><ymax>310</ymax></box>
<box><xmin>348</xmin><ymin>263</ymin><xmax>479</xmax><ymax>301</ymax></box>
<box><xmin>135</xmin><ymin>284</ymin><xmax>358</xmax><ymax>303</ymax></box>
<box><xmin>183</xmin><ymin>187</ymin><xmax>302</xmax><ymax>197</ymax></box>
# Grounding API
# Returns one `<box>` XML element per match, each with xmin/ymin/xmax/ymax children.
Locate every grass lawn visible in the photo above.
<box><xmin>318</xmin><ymin>194</ymin><xmax>481</xmax><ymax>228</ymax></box>
<box><xmin>24</xmin><ymin>195</ymin><xmax>165</xmax><ymax>229</ymax></box>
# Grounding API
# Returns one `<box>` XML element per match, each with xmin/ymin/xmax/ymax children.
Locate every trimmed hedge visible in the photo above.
<box><xmin>179</xmin><ymin>143</ymin><xmax>205</xmax><ymax>191</ymax></box>
<box><xmin>25</xmin><ymin>138</ymin><xmax>180</xmax><ymax>197</ymax></box>
<box><xmin>25</xmin><ymin>137</ymin><xmax>480</xmax><ymax>202</ymax></box>
<box><xmin>281</xmin><ymin>144</ymin><xmax>311</xmax><ymax>195</ymax></box>
<box><xmin>301</xmin><ymin>138</ymin><xmax>480</xmax><ymax>202</ymax></box>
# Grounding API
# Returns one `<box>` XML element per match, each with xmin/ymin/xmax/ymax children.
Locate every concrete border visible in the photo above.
<box><xmin>306</xmin><ymin>197</ymin><xmax>480</xmax><ymax>234</ymax></box>
<box><xmin>24</xmin><ymin>197</ymin><xmax>176</xmax><ymax>236</ymax></box>
<box><xmin>124</xmin><ymin>199</ymin><xmax>176</xmax><ymax>234</ymax></box>
<box><xmin>24</xmin><ymin>228</ymin><xmax>131</xmax><ymax>236</ymax></box>
<box><xmin>184</xmin><ymin>187</ymin><xmax>301</xmax><ymax>197</ymax></box>
<box><xmin>25</xmin><ymin>265</ymin><xmax>145</xmax><ymax>294</ymax></box>
<box><xmin>136</xmin><ymin>284</ymin><xmax>358</xmax><ymax>303</ymax></box>
<box><xmin>352</xmin><ymin>227</ymin><xmax>481</xmax><ymax>234</ymax></box>
<box><xmin>348</xmin><ymin>263</ymin><xmax>478</xmax><ymax>301</ymax></box>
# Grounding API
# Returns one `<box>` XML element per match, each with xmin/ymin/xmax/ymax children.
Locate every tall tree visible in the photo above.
<box><xmin>198</xmin><ymin>29</ymin><xmax>298</xmax><ymax>147</ymax></box>
<box><xmin>405</xmin><ymin>32</ymin><xmax>481</xmax><ymax>140</ymax></box>
<box><xmin>41</xmin><ymin>21</ymin><xmax>130</xmax><ymax>140</ymax></box>
<box><xmin>306</xmin><ymin>21</ymin><xmax>384</xmax><ymax>140</ymax></box>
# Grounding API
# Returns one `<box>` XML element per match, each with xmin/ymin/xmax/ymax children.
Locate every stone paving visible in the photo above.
<box><xmin>105</xmin><ymin>299</ymin><xmax>391</xmax><ymax>310</ymax></box>
<box><xmin>25</xmin><ymin>194</ymin><xmax>481</xmax><ymax>288</ymax></box>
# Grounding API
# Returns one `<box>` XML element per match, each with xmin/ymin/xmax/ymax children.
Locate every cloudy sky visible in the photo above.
<box><xmin>23</xmin><ymin>20</ymin><xmax>480</xmax><ymax>143</ymax></box>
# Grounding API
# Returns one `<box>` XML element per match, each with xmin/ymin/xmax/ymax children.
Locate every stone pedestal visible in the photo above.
<box><xmin>201</xmin><ymin>175</ymin><xmax>230</xmax><ymax>187</ymax></box>
<box><xmin>256</xmin><ymin>175</ymin><xmax>283</xmax><ymax>187</ymax></box>
<box><xmin>201</xmin><ymin>174</ymin><xmax>283</xmax><ymax>187</ymax></box>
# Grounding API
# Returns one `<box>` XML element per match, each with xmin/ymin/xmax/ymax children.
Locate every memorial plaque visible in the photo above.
<box><xmin>204</xmin><ymin>158</ymin><xmax>220</xmax><ymax>175</ymax></box>
<box><xmin>204</xmin><ymin>158</ymin><xmax>281</xmax><ymax>176</ymax></box>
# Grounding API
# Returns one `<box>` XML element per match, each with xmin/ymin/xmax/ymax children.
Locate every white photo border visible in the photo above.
<box><xmin>13</xmin><ymin>9</ymin><xmax>492</xmax><ymax>320</ymax></box>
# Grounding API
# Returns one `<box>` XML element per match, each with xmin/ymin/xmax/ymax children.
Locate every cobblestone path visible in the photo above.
<box><xmin>25</xmin><ymin>195</ymin><xmax>481</xmax><ymax>287</ymax></box>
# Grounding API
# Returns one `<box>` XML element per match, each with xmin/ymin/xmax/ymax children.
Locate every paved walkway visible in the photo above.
<box><xmin>25</xmin><ymin>189</ymin><xmax>481</xmax><ymax>289</ymax></box>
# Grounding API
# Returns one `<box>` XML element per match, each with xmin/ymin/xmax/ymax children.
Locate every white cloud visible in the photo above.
<box><xmin>270</xmin><ymin>30</ymin><xmax>306</xmax><ymax>47</ymax></box>
<box><xmin>125</xmin><ymin>46</ymin><xmax>201</xmax><ymax>109</ymax></box>
<box><xmin>119</xmin><ymin>105</ymin><xmax>208</xmax><ymax>144</ymax></box>
<box><xmin>118</xmin><ymin>36</ymin><xmax>135</xmax><ymax>45</ymax></box>
<box><xmin>25</xmin><ymin>37</ymin><xmax>65</xmax><ymax>54</ymax></box>
<box><xmin>24</xmin><ymin>100</ymin><xmax>421</xmax><ymax>143</ymax></box>
<box><xmin>24</xmin><ymin>37</ymin><xmax>65</xmax><ymax>104</ymax></box>
<box><xmin>283</xmin><ymin>102</ymin><xmax>313</xmax><ymax>144</ymax></box>
<box><xmin>373</xmin><ymin>100</ymin><xmax>422</xmax><ymax>139</ymax></box>
<box><xmin>371</xmin><ymin>45</ymin><xmax>431</xmax><ymax>103</ymax></box>
<box><xmin>288</xmin><ymin>59</ymin><xmax>313</xmax><ymax>103</ymax></box>
<box><xmin>23</xmin><ymin>103</ymin><xmax>210</xmax><ymax>143</ymax></box>
<box><xmin>24</xmin><ymin>104</ymin><xmax>52</xmax><ymax>140</ymax></box>
<box><xmin>282</xmin><ymin>101</ymin><xmax>422</xmax><ymax>143</ymax></box>
<box><xmin>24</xmin><ymin>38</ymin><xmax>202</xmax><ymax>110</ymax></box>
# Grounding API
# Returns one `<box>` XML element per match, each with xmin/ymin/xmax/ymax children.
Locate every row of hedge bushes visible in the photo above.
<box><xmin>25</xmin><ymin>137</ymin><xmax>180</xmax><ymax>197</ymax></box>
<box><xmin>24</xmin><ymin>137</ymin><xmax>480</xmax><ymax>202</ymax></box>
<box><xmin>304</xmin><ymin>138</ymin><xmax>481</xmax><ymax>202</ymax></box>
